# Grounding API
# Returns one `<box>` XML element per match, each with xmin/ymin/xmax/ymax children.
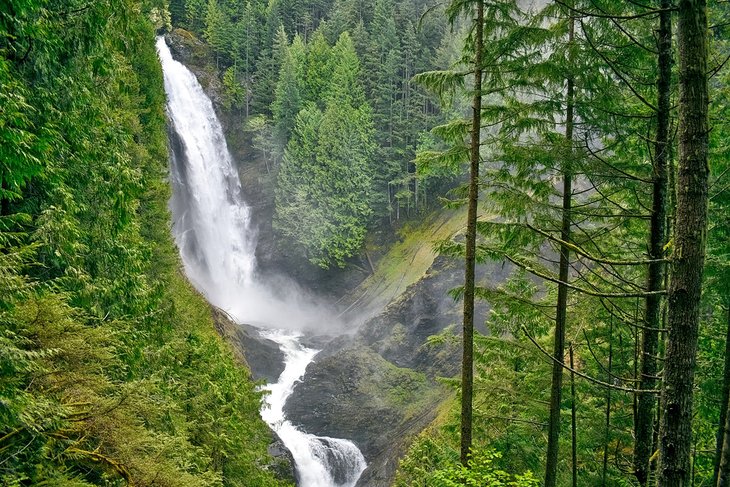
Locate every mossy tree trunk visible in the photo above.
<box><xmin>657</xmin><ymin>0</ymin><xmax>710</xmax><ymax>485</ymax></box>
<box><xmin>460</xmin><ymin>0</ymin><xmax>484</xmax><ymax>468</ymax></box>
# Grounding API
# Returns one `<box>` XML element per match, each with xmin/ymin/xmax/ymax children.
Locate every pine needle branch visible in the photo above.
<box><xmin>499</xmin><ymin>253</ymin><xmax>665</xmax><ymax>298</ymax></box>
<box><xmin>521</xmin><ymin>325</ymin><xmax>659</xmax><ymax>394</ymax></box>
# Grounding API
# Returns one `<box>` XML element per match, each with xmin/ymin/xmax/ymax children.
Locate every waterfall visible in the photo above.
<box><xmin>157</xmin><ymin>37</ymin><xmax>366</xmax><ymax>487</ymax></box>
<box><xmin>260</xmin><ymin>330</ymin><xmax>367</xmax><ymax>487</ymax></box>
<box><xmin>158</xmin><ymin>37</ymin><xmax>256</xmax><ymax>299</ymax></box>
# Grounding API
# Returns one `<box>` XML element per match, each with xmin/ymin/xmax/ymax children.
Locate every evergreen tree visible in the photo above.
<box><xmin>274</xmin><ymin>33</ymin><xmax>375</xmax><ymax>268</ymax></box>
<box><xmin>657</xmin><ymin>0</ymin><xmax>710</xmax><ymax>484</ymax></box>
<box><xmin>633</xmin><ymin>1</ymin><xmax>672</xmax><ymax>483</ymax></box>
<box><xmin>272</xmin><ymin>35</ymin><xmax>305</xmax><ymax>149</ymax></box>
<box><xmin>253</xmin><ymin>17</ymin><xmax>288</xmax><ymax>114</ymax></box>
<box><xmin>458</xmin><ymin>0</ymin><xmax>484</xmax><ymax>466</ymax></box>
<box><xmin>303</xmin><ymin>29</ymin><xmax>334</xmax><ymax>105</ymax></box>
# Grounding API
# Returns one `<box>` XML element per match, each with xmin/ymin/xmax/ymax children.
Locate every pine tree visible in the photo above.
<box><xmin>272</xmin><ymin>35</ymin><xmax>305</xmax><ymax>148</ymax></box>
<box><xmin>657</xmin><ymin>1</ymin><xmax>710</xmax><ymax>484</ymax></box>
<box><xmin>633</xmin><ymin>1</ymin><xmax>672</xmax><ymax>483</ymax></box>
<box><xmin>274</xmin><ymin>33</ymin><xmax>375</xmax><ymax>268</ymax></box>
<box><xmin>252</xmin><ymin>18</ymin><xmax>288</xmax><ymax>114</ymax></box>
<box><xmin>302</xmin><ymin>29</ymin><xmax>333</xmax><ymax>104</ymax></box>
<box><xmin>459</xmin><ymin>0</ymin><xmax>483</xmax><ymax>465</ymax></box>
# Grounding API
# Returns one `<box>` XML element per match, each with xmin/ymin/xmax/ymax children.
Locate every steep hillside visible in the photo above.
<box><xmin>0</xmin><ymin>2</ymin><xmax>291</xmax><ymax>485</ymax></box>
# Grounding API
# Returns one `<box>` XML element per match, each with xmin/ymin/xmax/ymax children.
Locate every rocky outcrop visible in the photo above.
<box><xmin>283</xmin><ymin>256</ymin><xmax>509</xmax><ymax>485</ymax></box>
<box><xmin>285</xmin><ymin>347</ymin><xmax>443</xmax><ymax>487</ymax></box>
<box><xmin>209</xmin><ymin>307</ymin><xmax>298</xmax><ymax>481</ymax></box>
<box><xmin>165</xmin><ymin>29</ymin><xmax>225</xmax><ymax>108</ymax></box>
<box><xmin>267</xmin><ymin>433</ymin><xmax>299</xmax><ymax>485</ymax></box>
<box><xmin>211</xmin><ymin>307</ymin><xmax>285</xmax><ymax>383</ymax></box>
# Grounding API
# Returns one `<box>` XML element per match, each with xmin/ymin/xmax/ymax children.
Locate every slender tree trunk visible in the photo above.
<box><xmin>719</xmin><ymin>392</ymin><xmax>730</xmax><ymax>487</ymax></box>
<box><xmin>460</xmin><ymin>0</ymin><xmax>484</xmax><ymax>468</ymax></box>
<box><xmin>657</xmin><ymin>1</ymin><xmax>710</xmax><ymax>485</ymax></box>
<box><xmin>692</xmin><ymin>438</ymin><xmax>698</xmax><ymax>485</ymax></box>
<box><xmin>715</xmin><ymin>306</ymin><xmax>730</xmax><ymax>486</ymax></box>
<box><xmin>634</xmin><ymin>313</ymin><xmax>640</xmax><ymax>428</ymax></box>
<box><xmin>545</xmin><ymin>11</ymin><xmax>575</xmax><ymax>487</ymax></box>
<box><xmin>1</xmin><ymin>178</ymin><xmax>9</xmax><ymax>217</ymax></box>
<box><xmin>570</xmin><ymin>344</ymin><xmax>578</xmax><ymax>487</ymax></box>
<box><xmin>635</xmin><ymin>2</ymin><xmax>671</xmax><ymax>484</ymax></box>
<box><xmin>603</xmin><ymin>319</ymin><xmax>614</xmax><ymax>486</ymax></box>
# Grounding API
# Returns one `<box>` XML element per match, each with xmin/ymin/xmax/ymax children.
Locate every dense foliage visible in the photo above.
<box><xmin>0</xmin><ymin>1</ymin><xmax>289</xmax><ymax>485</ymax></box>
<box><xmin>397</xmin><ymin>0</ymin><xmax>730</xmax><ymax>486</ymax></box>
<box><xmin>3</xmin><ymin>0</ymin><xmax>728</xmax><ymax>485</ymax></box>
<box><xmin>273</xmin><ymin>32</ymin><xmax>375</xmax><ymax>268</ymax></box>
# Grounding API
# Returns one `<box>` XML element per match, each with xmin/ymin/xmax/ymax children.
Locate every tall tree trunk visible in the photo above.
<box><xmin>635</xmin><ymin>1</ymin><xmax>671</xmax><ymax>484</ymax></box>
<box><xmin>544</xmin><ymin>11</ymin><xmax>575</xmax><ymax>487</ymax></box>
<box><xmin>603</xmin><ymin>319</ymin><xmax>614</xmax><ymax>486</ymax></box>
<box><xmin>657</xmin><ymin>1</ymin><xmax>710</xmax><ymax>485</ymax></box>
<box><xmin>715</xmin><ymin>305</ymin><xmax>730</xmax><ymax>486</ymax></box>
<box><xmin>460</xmin><ymin>0</ymin><xmax>484</xmax><ymax>468</ymax></box>
<box><xmin>1</xmin><ymin>178</ymin><xmax>9</xmax><ymax>217</ymax></box>
<box><xmin>570</xmin><ymin>344</ymin><xmax>578</xmax><ymax>487</ymax></box>
<box><xmin>718</xmin><ymin>389</ymin><xmax>730</xmax><ymax>487</ymax></box>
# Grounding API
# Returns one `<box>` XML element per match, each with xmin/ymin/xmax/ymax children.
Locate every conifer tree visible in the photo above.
<box><xmin>657</xmin><ymin>0</ymin><xmax>710</xmax><ymax>484</ymax></box>
<box><xmin>460</xmin><ymin>0</ymin><xmax>483</xmax><ymax>465</ymax></box>
<box><xmin>253</xmin><ymin>22</ymin><xmax>288</xmax><ymax>114</ymax></box>
<box><xmin>303</xmin><ymin>29</ymin><xmax>334</xmax><ymax>104</ymax></box>
<box><xmin>632</xmin><ymin>1</ymin><xmax>672</xmax><ymax>483</ymax></box>
<box><xmin>274</xmin><ymin>33</ymin><xmax>375</xmax><ymax>268</ymax></box>
<box><xmin>272</xmin><ymin>35</ymin><xmax>305</xmax><ymax>148</ymax></box>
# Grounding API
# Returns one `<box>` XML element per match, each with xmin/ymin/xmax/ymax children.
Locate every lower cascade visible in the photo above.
<box><xmin>260</xmin><ymin>330</ymin><xmax>366</xmax><ymax>487</ymax></box>
<box><xmin>156</xmin><ymin>36</ymin><xmax>366</xmax><ymax>486</ymax></box>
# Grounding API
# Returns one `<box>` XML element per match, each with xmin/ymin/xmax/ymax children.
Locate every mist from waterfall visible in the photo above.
<box><xmin>157</xmin><ymin>36</ymin><xmax>366</xmax><ymax>487</ymax></box>
<box><xmin>157</xmin><ymin>36</ymin><xmax>335</xmax><ymax>332</ymax></box>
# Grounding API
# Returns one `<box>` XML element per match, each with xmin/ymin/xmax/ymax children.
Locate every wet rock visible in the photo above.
<box><xmin>210</xmin><ymin>307</ymin><xmax>295</xmax><ymax>481</ymax></box>
<box><xmin>267</xmin><ymin>432</ymin><xmax>298</xmax><ymax>484</ymax></box>
<box><xmin>211</xmin><ymin>307</ymin><xmax>285</xmax><ymax>383</ymax></box>
<box><xmin>284</xmin><ymin>347</ymin><xmax>440</xmax><ymax>460</ymax></box>
<box><xmin>165</xmin><ymin>29</ymin><xmax>224</xmax><ymax>108</ymax></box>
<box><xmin>284</xmin><ymin>256</ymin><xmax>510</xmax><ymax>485</ymax></box>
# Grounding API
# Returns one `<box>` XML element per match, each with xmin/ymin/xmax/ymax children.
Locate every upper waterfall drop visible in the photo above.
<box><xmin>157</xmin><ymin>36</ymin><xmax>256</xmax><ymax>307</ymax></box>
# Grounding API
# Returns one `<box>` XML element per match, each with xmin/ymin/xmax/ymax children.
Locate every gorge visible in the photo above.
<box><xmin>158</xmin><ymin>36</ymin><xmax>367</xmax><ymax>486</ymax></box>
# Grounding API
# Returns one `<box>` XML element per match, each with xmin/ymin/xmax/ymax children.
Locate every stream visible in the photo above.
<box><xmin>157</xmin><ymin>36</ymin><xmax>367</xmax><ymax>487</ymax></box>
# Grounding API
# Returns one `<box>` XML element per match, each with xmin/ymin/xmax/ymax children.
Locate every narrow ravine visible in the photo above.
<box><xmin>157</xmin><ymin>36</ymin><xmax>366</xmax><ymax>487</ymax></box>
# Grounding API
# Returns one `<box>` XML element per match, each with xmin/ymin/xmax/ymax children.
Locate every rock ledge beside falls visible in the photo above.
<box><xmin>211</xmin><ymin>308</ymin><xmax>295</xmax><ymax>483</ymax></box>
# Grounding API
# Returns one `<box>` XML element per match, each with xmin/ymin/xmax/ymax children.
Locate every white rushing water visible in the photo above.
<box><xmin>260</xmin><ymin>330</ymin><xmax>367</xmax><ymax>487</ymax></box>
<box><xmin>157</xmin><ymin>36</ymin><xmax>366</xmax><ymax>487</ymax></box>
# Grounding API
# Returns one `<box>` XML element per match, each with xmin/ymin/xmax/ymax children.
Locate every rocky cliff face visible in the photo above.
<box><xmin>211</xmin><ymin>307</ymin><xmax>286</xmax><ymax>383</ymax></box>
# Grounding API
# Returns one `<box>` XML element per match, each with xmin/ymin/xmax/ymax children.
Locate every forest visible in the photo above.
<box><xmin>1</xmin><ymin>0</ymin><xmax>729</xmax><ymax>486</ymax></box>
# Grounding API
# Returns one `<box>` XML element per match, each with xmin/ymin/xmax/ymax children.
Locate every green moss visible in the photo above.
<box><xmin>348</xmin><ymin>347</ymin><xmax>442</xmax><ymax>420</ymax></box>
<box><xmin>348</xmin><ymin>207</ymin><xmax>468</xmax><ymax>314</ymax></box>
